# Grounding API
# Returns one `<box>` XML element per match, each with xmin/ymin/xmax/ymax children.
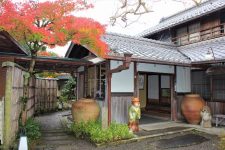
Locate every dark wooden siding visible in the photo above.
<box><xmin>111</xmin><ymin>93</ymin><xmax>133</xmax><ymax>124</ymax></box>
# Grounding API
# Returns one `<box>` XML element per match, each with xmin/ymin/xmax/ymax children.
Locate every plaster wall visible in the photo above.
<box><xmin>137</xmin><ymin>63</ymin><xmax>174</xmax><ymax>74</ymax></box>
<box><xmin>110</xmin><ymin>61</ymin><xmax>134</xmax><ymax>93</ymax></box>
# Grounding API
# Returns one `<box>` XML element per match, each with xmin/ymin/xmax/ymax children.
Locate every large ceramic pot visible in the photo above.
<box><xmin>71</xmin><ymin>98</ymin><xmax>100</xmax><ymax>123</ymax></box>
<box><xmin>181</xmin><ymin>94</ymin><xmax>206</xmax><ymax>124</ymax></box>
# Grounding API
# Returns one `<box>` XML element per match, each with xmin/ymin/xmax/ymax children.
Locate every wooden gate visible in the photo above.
<box><xmin>35</xmin><ymin>78</ymin><xmax>58</xmax><ymax>114</ymax></box>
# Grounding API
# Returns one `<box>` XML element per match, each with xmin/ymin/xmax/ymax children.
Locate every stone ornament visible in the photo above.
<box><xmin>128</xmin><ymin>97</ymin><xmax>141</xmax><ymax>132</ymax></box>
<box><xmin>200</xmin><ymin>106</ymin><xmax>212</xmax><ymax>128</ymax></box>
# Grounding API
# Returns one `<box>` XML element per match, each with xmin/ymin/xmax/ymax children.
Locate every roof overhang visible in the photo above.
<box><xmin>14</xmin><ymin>56</ymin><xmax>92</xmax><ymax>73</ymax></box>
<box><xmin>0</xmin><ymin>31</ymin><xmax>29</xmax><ymax>55</ymax></box>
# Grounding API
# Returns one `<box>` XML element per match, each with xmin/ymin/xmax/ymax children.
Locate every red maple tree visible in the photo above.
<box><xmin>0</xmin><ymin>0</ymin><xmax>108</xmax><ymax>61</ymax></box>
<box><xmin>0</xmin><ymin>0</ymin><xmax>109</xmax><ymax>113</ymax></box>
<box><xmin>37</xmin><ymin>51</ymin><xmax>59</xmax><ymax>57</ymax></box>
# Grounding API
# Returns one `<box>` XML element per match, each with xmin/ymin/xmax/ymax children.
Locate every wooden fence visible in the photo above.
<box><xmin>3</xmin><ymin>64</ymin><xmax>25</xmax><ymax>146</ymax></box>
<box><xmin>1</xmin><ymin>62</ymin><xmax>58</xmax><ymax>147</ymax></box>
<box><xmin>35</xmin><ymin>78</ymin><xmax>58</xmax><ymax>114</ymax></box>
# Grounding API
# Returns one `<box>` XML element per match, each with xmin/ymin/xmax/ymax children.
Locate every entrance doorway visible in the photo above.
<box><xmin>145</xmin><ymin>74</ymin><xmax>172</xmax><ymax>117</ymax></box>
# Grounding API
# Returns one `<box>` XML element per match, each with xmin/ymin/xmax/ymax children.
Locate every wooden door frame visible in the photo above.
<box><xmin>138</xmin><ymin>72</ymin><xmax>174</xmax><ymax>107</ymax></box>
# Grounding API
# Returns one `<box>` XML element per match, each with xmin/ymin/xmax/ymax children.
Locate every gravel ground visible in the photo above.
<box><xmin>35</xmin><ymin>111</ymin><xmax>220</xmax><ymax>150</ymax></box>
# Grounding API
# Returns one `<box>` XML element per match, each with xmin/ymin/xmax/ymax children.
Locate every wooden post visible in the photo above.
<box><xmin>210</xmin><ymin>76</ymin><xmax>213</xmax><ymax>101</ymax></box>
<box><xmin>171</xmin><ymin>67</ymin><xmax>177</xmax><ymax>121</ymax></box>
<box><xmin>107</xmin><ymin>73</ymin><xmax>112</xmax><ymax>126</ymax></box>
<box><xmin>134</xmin><ymin>62</ymin><xmax>138</xmax><ymax>97</ymax></box>
<box><xmin>0</xmin><ymin>98</ymin><xmax>4</xmax><ymax>145</ymax></box>
<box><xmin>3</xmin><ymin>65</ymin><xmax>13</xmax><ymax>149</ymax></box>
<box><xmin>102</xmin><ymin>61</ymin><xmax>109</xmax><ymax>129</ymax></box>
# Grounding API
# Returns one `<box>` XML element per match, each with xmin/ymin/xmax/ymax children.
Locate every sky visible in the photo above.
<box><xmin>48</xmin><ymin>0</ymin><xmax>196</xmax><ymax>56</ymax></box>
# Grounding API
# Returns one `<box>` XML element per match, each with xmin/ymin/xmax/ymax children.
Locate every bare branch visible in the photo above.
<box><xmin>110</xmin><ymin>0</ymin><xmax>153</xmax><ymax>26</ymax></box>
<box><xmin>110</xmin><ymin>0</ymin><xmax>205</xmax><ymax>27</ymax></box>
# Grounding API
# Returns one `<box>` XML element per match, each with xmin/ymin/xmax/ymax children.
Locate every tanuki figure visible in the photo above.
<box><xmin>128</xmin><ymin>97</ymin><xmax>141</xmax><ymax>132</ymax></box>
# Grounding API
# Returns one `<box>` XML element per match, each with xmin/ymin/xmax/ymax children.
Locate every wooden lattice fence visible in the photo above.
<box><xmin>35</xmin><ymin>78</ymin><xmax>58</xmax><ymax>114</ymax></box>
<box><xmin>1</xmin><ymin>62</ymin><xmax>58</xmax><ymax>147</ymax></box>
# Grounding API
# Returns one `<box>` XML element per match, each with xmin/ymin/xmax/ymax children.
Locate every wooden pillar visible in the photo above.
<box><xmin>102</xmin><ymin>61</ymin><xmax>110</xmax><ymax>129</ymax></box>
<box><xmin>3</xmin><ymin>65</ymin><xmax>13</xmax><ymax>149</ymax></box>
<box><xmin>107</xmin><ymin>73</ymin><xmax>112</xmax><ymax>126</ymax></box>
<box><xmin>171</xmin><ymin>66</ymin><xmax>177</xmax><ymax>121</ymax></box>
<box><xmin>134</xmin><ymin>62</ymin><xmax>139</xmax><ymax>97</ymax></box>
<box><xmin>210</xmin><ymin>76</ymin><xmax>213</xmax><ymax>101</ymax></box>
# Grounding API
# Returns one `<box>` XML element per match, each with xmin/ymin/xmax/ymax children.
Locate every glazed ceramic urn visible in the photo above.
<box><xmin>181</xmin><ymin>94</ymin><xmax>206</xmax><ymax>124</ymax></box>
<box><xmin>71</xmin><ymin>98</ymin><xmax>100</xmax><ymax>123</ymax></box>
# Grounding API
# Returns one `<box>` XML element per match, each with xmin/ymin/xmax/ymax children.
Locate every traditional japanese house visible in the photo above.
<box><xmin>66</xmin><ymin>33</ymin><xmax>191</xmax><ymax>124</ymax></box>
<box><xmin>66</xmin><ymin>0</ymin><xmax>225</xmax><ymax>125</ymax></box>
<box><xmin>138</xmin><ymin>0</ymin><xmax>225</xmax><ymax>119</ymax></box>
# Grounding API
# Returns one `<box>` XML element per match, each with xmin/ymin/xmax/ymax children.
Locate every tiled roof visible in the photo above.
<box><xmin>102</xmin><ymin>33</ymin><xmax>191</xmax><ymax>64</ymax></box>
<box><xmin>179</xmin><ymin>36</ymin><xmax>225</xmax><ymax>62</ymax></box>
<box><xmin>137</xmin><ymin>0</ymin><xmax>225</xmax><ymax>37</ymax></box>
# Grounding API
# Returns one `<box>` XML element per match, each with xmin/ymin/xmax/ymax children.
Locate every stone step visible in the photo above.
<box><xmin>39</xmin><ymin>138</ymin><xmax>76</xmax><ymax>145</ymax></box>
<box><xmin>136</xmin><ymin>126</ymin><xmax>194</xmax><ymax>140</ymax></box>
<box><xmin>41</xmin><ymin>129</ymin><xmax>65</xmax><ymax>133</ymax></box>
<box><xmin>41</xmin><ymin>134</ymin><xmax>75</xmax><ymax>141</ymax></box>
<box><xmin>35</xmin><ymin>128</ymin><xmax>77</xmax><ymax>149</ymax></box>
<box><xmin>42</xmin><ymin>131</ymin><xmax>71</xmax><ymax>137</ymax></box>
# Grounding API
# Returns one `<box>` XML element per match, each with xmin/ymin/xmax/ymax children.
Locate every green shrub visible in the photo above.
<box><xmin>24</xmin><ymin>118</ymin><xmax>41</xmax><ymax>143</ymax></box>
<box><xmin>70</xmin><ymin>121</ymin><xmax>134</xmax><ymax>144</ymax></box>
<box><xmin>219</xmin><ymin>135</ymin><xmax>225</xmax><ymax>150</ymax></box>
<box><xmin>59</xmin><ymin>77</ymin><xmax>76</xmax><ymax>103</ymax></box>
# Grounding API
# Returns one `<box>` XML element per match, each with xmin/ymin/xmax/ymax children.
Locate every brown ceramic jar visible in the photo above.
<box><xmin>71</xmin><ymin>98</ymin><xmax>100</xmax><ymax>123</ymax></box>
<box><xmin>181</xmin><ymin>94</ymin><xmax>206</xmax><ymax>124</ymax></box>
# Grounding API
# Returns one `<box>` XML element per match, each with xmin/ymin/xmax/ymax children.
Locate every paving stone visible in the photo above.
<box><xmin>154</xmin><ymin>134</ymin><xmax>209</xmax><ymax>149</ymax></box>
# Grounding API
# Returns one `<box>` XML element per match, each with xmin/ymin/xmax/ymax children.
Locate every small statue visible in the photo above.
<box><xmin>128</xmin><ymin>97</ymin><xmax>141</xmax><ymax>132</ymax></box>
<box><xmin>200</xmin><ymin>106</ymin><xmax>212</xmax><ymax>128</ymax></box>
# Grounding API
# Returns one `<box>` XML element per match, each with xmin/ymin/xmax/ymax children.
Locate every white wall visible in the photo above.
<box><xmin>111</xmin><ymin>61</ymin><xmax>134</xmax><ymax>93</ymax></box>
<box><xmin>137</xmin><ymin>63</ymin><xmax>174</xmax><ymax>74</ymax></box>
<box><xmin>176</xmin><ymin>66</ymin><xmax>191</xmax><ymax>93</ymax></box>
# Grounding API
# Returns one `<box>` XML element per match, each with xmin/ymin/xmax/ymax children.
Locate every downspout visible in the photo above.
<box><xmin>107</xmin><ymin>53</ymin><xmax>133</xmax><ymax>126</ymax></box>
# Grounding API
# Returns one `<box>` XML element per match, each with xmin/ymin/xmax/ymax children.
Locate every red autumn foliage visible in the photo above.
<box><xmin>37</xmin><ymin>51</ymin><xmax>59</xmax><ymax>57</ymax></box>
<box><xmin>0</xmin><ymin>0</ymin><xmax>108</xmax><ymax>57</ymax></box>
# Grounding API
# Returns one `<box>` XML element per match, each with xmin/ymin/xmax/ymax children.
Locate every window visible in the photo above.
<box><xmin>191</xmin><ymin>71</ymin><xmax>210</xmax><ymax>100</ymax></box>
<box><xmin>86</xmin><ymin>63</ymin><xmax>106</xmax><ymax>99</ymax></box>
<box><xmin>188</xmin><ymin>23</ymin><xmax>200</xmax><ymax>42</ymax></box>
<box><xmin>96</xmin><ymin>63</ymin><xmax>106</xmax><ymax>100</ymax></box>
<box><xmin>192</xmin><ymin>71</ymin><xmax>225</xmax><ymax>101</ymax></box>
<box><xmin>176</xmin><ymin>26</ymin><xmax>188</xmax><ymax>45</ymax></box>
<box><xmin>212</xmin><ymin>75</ymin><xmax>225</xmax><ymax>101</ymax></box>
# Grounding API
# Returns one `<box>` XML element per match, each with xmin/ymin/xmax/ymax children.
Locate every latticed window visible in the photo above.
<box><xmin>86</xmin><ymin>63</ymin><xmax>106</xmax><ymax>99</ymax></box>
<box><xmin>188</xmin><ymin>22</ymin><xmax>200</xmax><ymax>42</ymax></box>
<box><xmin>192</xmin><ymin>70</ymin><xmax>225</xmax><ymax>101</ymax></box>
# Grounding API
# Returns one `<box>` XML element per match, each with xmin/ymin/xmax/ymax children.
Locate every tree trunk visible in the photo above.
<box><xmin>22</xmin><ymin>57</ymin><xmax>36</xmax><ymax>125</ymax></box>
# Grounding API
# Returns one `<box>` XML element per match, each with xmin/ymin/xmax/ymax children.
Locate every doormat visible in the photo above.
<box><xmin>154</xmin><ymin>134</ymin><xmax>209</xmax><ymax>149</ymax></box>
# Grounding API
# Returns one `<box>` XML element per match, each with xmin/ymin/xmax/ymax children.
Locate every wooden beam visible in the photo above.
<box><xmin>106</xmin><ymin>55</ymin><xmax>191</xmax><ymax>67</ymax></box>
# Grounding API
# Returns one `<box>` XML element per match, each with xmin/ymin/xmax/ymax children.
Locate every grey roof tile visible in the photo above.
<box><xmin>137</xmin><ymin>0</ymin><xmax>225</xmax><ymax>37</ymax></box>
<box><xmin>102</xmin><ymin>33</ymin><xmax>191</xmax><ymax>64</ymax></box>
<box><xmin>179</xmin><ymin>36</ymin><xmax>225</xmax><ymax>62</ymax></box>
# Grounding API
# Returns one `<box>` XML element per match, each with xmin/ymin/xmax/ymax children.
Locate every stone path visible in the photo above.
<box><xmin>34</xmin><ymin>111</ymin><xmax>220</xmax><ymax>150</ymax></box>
